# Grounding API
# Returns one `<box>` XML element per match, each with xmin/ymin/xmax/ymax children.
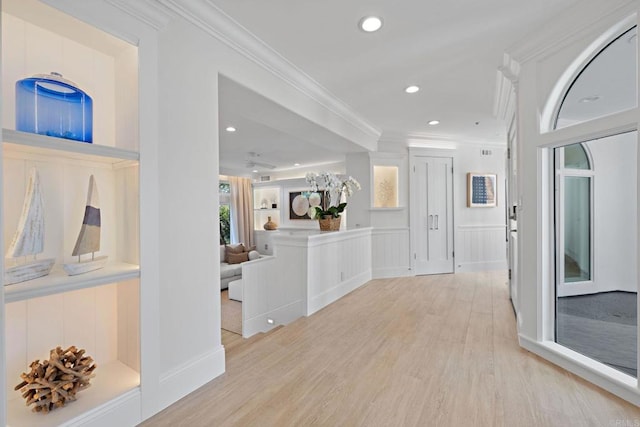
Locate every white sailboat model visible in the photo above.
<box><xmin>4</xmin><ymin>168</ymin><xmax>55</xmax><ymax>285</ymax></box>
<box><xmin>63</xmin><ymin>175</ymin><xmax>108</xmax><ymax>275</ymax></box>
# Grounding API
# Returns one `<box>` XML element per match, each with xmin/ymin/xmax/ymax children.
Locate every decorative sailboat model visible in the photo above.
<box><xmin>4</xmin><ymin>168</ymin><xmax>55</xmax><ymax>285</ymax></box>
<box><xmin>63</xmin><ymin>175</ymin><xmax>108</xmax><ymax>275</ymax></box>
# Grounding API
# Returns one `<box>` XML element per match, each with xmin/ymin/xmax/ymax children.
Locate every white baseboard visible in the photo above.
<box><xmin>455</xmin><ymin>260</ymin><xmax>507</xmax><ymax>273</ymax></box>
<box><xmin>157</xmin><ymin>345</ymin><xmax>225</xmax><ymax>412</ymax></box>
<box><xmin>66</xmin><ymin>388</ymin><xmax>141</xmax><ymax>427</ymax></box>
<box><xmin>372</xmin><ymin>267</ymin><xmax>412</xmax><ymax>279</ymax></box>
<box><xmin>518</xmin><ymin>334</ymin><xmax>640</xmax><ymax>406</ymax></box>
<box><xmin>243</xmin><ymin>299</ymin><xmax>304</xmax><ymax>338</ymax></box>
<box><xmin>307</xmin><ymin>270</ymin><xmax>372</xmax><ymax>316</ymax></box>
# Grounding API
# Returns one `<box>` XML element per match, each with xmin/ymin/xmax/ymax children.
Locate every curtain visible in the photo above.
<box><xmin>229</xmin><ymin>176</ymin><xmax>255</xmax><ymax>247</ymax></box>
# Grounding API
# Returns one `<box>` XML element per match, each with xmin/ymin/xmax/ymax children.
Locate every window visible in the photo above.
<box><xmin>219</xmin><ymin>181</ymin><xmax>231</xmax><ymax>244</ymax></box>
<box><xmin>555</xmin><ymin>27</ymin><xmax>637</xmax><ymax>129</ymax></box>
<box><xmin>555</xmin><ymin>143</ymin><xmax>593</xmax><ymax>285</ymax></box>
<box><xmin>550</xmin><ymin>24</ymin><xmax>638</xmax><ymax>378</ymax></box>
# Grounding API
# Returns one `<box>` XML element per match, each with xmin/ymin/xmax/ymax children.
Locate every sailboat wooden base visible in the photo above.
<box><xmin>63</xmin><ymin>255</ymin><xmax>108</xmax><ymax>276</ymax></box>
<box><xmin>4</xmin><ymin>258</ymin><xmax>55</xmax><ymax>285</ymax></box>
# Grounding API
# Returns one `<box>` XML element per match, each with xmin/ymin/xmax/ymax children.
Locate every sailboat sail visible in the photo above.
<box><xmin>71</xmin><ymin>175</ymin><xmax>101</xmax><ymax>256</ymax></box>
<box><xmin>63</xmin><ymin>175</ymin><xmax>107</xmax><ymax>276</ymax></box>
<box><xmin>7</xmin><ymin>168</ymin><xmax>45</xmax><ymax>258</ymax></box>
<box><xmin>4</xmin><ymin>167</ymin><xmax>55</xmax><ymax>285</ymax></box>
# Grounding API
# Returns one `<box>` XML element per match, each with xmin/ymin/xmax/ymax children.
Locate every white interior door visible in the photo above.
<box><xmin>411</xmin><ymin>156</ymin><xmax>454</xmax><ymax>275</ymax></box>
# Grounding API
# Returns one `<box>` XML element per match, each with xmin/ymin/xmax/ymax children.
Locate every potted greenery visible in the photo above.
<box><xmin>305</xmin><ymin>172</ymin><xmax>360</xmax><ymax>231</ymax></box>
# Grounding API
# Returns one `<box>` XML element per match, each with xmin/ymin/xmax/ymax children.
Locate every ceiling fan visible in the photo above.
<box><xmin>246</xmin><ymin>152</ymin><xmax>276</xmax><ymax>170</ymax></box>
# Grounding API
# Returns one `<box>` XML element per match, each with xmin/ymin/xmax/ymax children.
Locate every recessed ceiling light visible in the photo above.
<box><xmin>428</xmin><ymin>120</ymin><xmax>440</xmax><ymax>125</ymax></box>
<box><xmin>294</xmin><ymin>163</ymin><xmax>300</xmax><ymax>166</ymax></box>
<box><xmin>225</xmin><ymin>126</ymin><xmax>236</xmax><ymax>132</ymax></box>
<box><xmin>252</xmin><ymin>169</ymin><xmax>258</xmax><ymax>173</ymax></box>
<box><xmin>359</xmin><ymin>16</ymin><xmax>383</xmax><ymax>32</ymax></box>
<box><xmin>579</xmin><ymin>95</ymin><xmax>600</xmax><ymax>103</ymax></box>
<box><xmin>405</xmin><ymin>85</ymin><xmax>420</xmax><ymax>94</ymax></box>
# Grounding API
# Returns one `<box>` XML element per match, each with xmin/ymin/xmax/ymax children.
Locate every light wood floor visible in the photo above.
<box><xmin>141</xmin><ymin>271</ymin><xmax>640</xmax><ymax>426</ymax></box>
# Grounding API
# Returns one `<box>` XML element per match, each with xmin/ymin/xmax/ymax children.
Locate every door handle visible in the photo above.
<box><xmin>435</xmin><ymin>214</ymin><xmax>439</xmax><ymax>230</ymax></box>
<box><xmin>428</xmin><ymin>215</ymin><xmax>433</xmax><ymax>230</ymax></box>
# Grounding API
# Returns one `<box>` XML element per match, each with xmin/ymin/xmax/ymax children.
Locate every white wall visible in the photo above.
<box><xmin>345</xmin><ymin>143</ymin><xmax>507</xmax><ymax>278</ymax></box>
<box><xmin>506</xmin><ymin>0</ymin><xmax>640</xmax><ymax>407</ymax></box>
<box><xmin>453</xmin><ymin>145</ymin><xmax>508</xmax><ymax>272</ymax></box>
<box><xmin>149</xmin><ymin>6</ymin><xmax>381</xmax><ymax>413</ymax></box>
<box><xmin>589</xmin><ymin>134</ymin><xmax>637</xmax><ymax>293</ymax></box>
<box><xmin>513</xmin><ymin>1</ymin><xmax>637</xmax><ymax>341</ymax></box>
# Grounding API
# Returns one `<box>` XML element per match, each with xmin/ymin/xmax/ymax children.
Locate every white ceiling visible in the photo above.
<box><xmin>218</xmin><ymin>76</ymin><xmax>367</xmax><ymax>176</ymax></box>
<box><xmin>214</xmin><ymin>0</ymin><xmax>587</xmax><ymax>175</ymax></box>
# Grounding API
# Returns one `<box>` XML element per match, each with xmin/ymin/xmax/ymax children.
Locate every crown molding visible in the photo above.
<box><xmin>104</xmin><ymin>0</ymin><xmax>174</xmax><ymax>30</ymax></box>
<box><xmin>507</xmin><ymin>0</ymin><xmax>636</xmax><ymax>64</ymax></box>
<box><xmin>493</xmin><ymin>54</ymin><xmax>520</xmax><ymax>121</ymax></box>
<box><xmin>156</xmin><ymin>0</ymin><xmax>381</xmax><ymax>141</ymax></box>
<box><xmin>380</xmin><ymin>131</ymin><xmax>506</xmax><ymax>149</ymax></box>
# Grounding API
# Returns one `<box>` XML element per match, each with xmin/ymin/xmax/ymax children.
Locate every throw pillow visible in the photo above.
<box><xmin>227</xmin><ymin>251</ymin><xmax>249</xmax><ymax>264</ymax></box>
<box><xmin>224</xmin><ymin>244</ymin><xmax>245</xmax><ymax>263</ymax></box>
<box><xmin>248</xmin><ymin>250</ymin><xmax>260</xmax><ymax>261</ymax></box>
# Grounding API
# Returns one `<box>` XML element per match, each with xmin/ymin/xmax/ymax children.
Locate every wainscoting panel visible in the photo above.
<box><xmin>456</xmin><ymin>224</ymin><xmax>507</xmax><ymax>272</ymax></box>
<box><xmin>241</xmin><ymin>254</ymin><xmax>305</xmax><ymax>338</ymax></box>
<box><xmin>371</xmin><ymin>228</ymin><xmax>411</xmax><ymax>278</ymax></box>
<box><xmin>305</xmin><ymin>229</ymin><xmax>372</xmax><ymax>315</ymax></box>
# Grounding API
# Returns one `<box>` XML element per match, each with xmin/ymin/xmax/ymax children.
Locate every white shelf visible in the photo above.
<box><xmin>4</xmin><ymin>262</ymin><xmax>140</xmax><ymax>303</ymax></box>
<box><xmin>7</xmin><ymin>360</ymin><xmax>140</xmax><ymax>427</ymax></box>
<box><xmin>254</xmin><ymin>208</ymin><xmax>280</xmax><ymax>212</ymax></box>
<box><xmin>2</xmin><ymin>129</ymin><xmax>139</xmax><ymax>167</ymax></box>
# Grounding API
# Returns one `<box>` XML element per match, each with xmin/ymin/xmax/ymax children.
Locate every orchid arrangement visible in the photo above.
<box><xmin>305</xmin><ymin>172</ymin><xmax>361</xmax><ymax>219</ymax></box>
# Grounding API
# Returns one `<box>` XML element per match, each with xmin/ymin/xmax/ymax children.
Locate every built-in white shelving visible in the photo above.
<box><xmin>1</xmin><ymin>2</ymin><xmax>142</xmax><ymax>425</ymax></box>
<box><xmin>253</xmin><ymin>185</ymin><xmax>281</xmax><ymax>231</ymax></box>
<box><xmin>4</xmin><ymin>262</ymin><xmax>140</xmax><ymax>303</ymax></box>
<box><xmin>2</xmin><ymin>129</ymin><xmax>139</xmax><ymax>165</ymax></box>
<box><xmin>6</xmin><ymin>360</ymin><xmax>140</xmax><ymax>427</ymax></box>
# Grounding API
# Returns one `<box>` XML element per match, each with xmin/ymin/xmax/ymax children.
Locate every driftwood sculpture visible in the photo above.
<box><xmin>14</xmin><ymin>346</ymin><xmax>96</xmax><ymax>413</ymax></box>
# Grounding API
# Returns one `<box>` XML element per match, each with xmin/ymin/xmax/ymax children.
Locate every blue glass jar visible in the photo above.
<box><xmin>16</xmin><ymin>72</ymin><xmax>93</xmax><ymax>143</ymax></box>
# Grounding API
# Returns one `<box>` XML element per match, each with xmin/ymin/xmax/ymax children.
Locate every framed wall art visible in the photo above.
<box><xmin>467</xmin><ymin>173</ymin><xmax>497</xmax><ymax>207</ymax></box>
<box><xmin>289</xmin><ymin>190</ymin><xmax>327</xmax><ymax>219</ymax></box>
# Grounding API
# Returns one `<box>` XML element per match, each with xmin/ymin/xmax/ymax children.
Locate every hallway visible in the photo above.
<box><xmin>142</xmin><ymin>271</ymin><xmax>640</xmax><ymax>426</ymax></box>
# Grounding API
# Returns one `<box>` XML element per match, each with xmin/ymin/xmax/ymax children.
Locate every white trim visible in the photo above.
<box><xmin>554</xmin><ymin>145</ymin><xmax>595</xmax><ymax>297</ymax></box>
<box><xmin>369</xmin><ymin>207</ymin><xmax>406</xmax><ymax>212</ymax></box>
<box><xmin>156</xmin><ymin>0</ymin><xmax>381</xmax><ymax>143</ymax></box>
<box><xmin>157</xmin><ymin>346</ymin><xmax>225</xmax><ymax>413</ymax></box>
<box><xmin>104</xmin><ymin>0</ymin><xmax>173</xmax><ymax>30</ymax></box>
<box><xmin>540</xmin><ymin>15</ymin><xmax>638</xmax><ymax>133</ymax></box>
<box><xmin>537</xmin><ymin>108</ymin><xmax>638</xmax><ymax>148</ymax></box>
<box><xmin>519</xmin><ymin>335</ymin><xmax>640</xmax><ymax>406</ymax></box>
<box><xmin>372</xmin><ymin>267</ymin><xmax>412</xmax><ymax>279</ymax></box>
<box><xmin>371</xmin><ymin>227</ymin><xmax>410</xmax><ymax>233</ymax></box>
<box><xmin>381</xmin><ymin>131</ymin><xmax>506</xmax><ymax>148</ymax></box>
<box><xmin>456</xmin><ymin>260</ymin><xmax>508</xmax><ymax>272</ymax></box>
<box><xmin>273</xmin><ymin>227</ymin><xmax>373</xmax><ymax>248</ymax></box>
<box><xmin>243</xmin><ymin>299</ymin><xmax>304</xmax><ymax>338</ymax></box>
<box><xmin>457</xmin><ymin>224</ymin><xmax>505</xmax><ymax>230</ymax></box>
<box><xmin>64</xmin><ymin>388</ymin><xmax>141</xmax><ymax>427</ymax></box>
<box><xmin>307</xmin><ymin>270</ymin><xmax>372</xmax><ymax>316</ymax></box>
<box><xmin>507</xmin><ymin>1</ymin><xmax>636</xmax><ymax>64</ymax></box>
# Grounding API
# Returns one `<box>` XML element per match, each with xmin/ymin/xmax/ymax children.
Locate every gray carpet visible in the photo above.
<box><xmin>557</xmin><ymin>291</ymin><xmax>637</xmax><ymax>377</ymax></box>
